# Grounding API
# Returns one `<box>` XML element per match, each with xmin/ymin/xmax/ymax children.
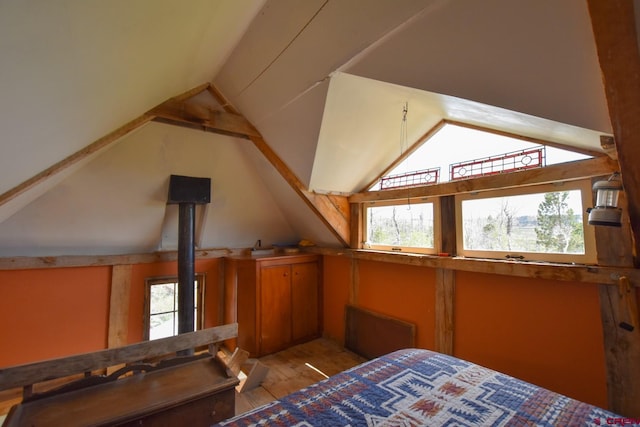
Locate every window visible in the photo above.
<box><xmin>144</xmin><ymin>274</ymin><xmax>205</xmax><ymax>340</ymax></box>
<box><xmin>455</xmin><ymin>180</ymin><xmax>596</xmax><ymax>264</ymax></box>
<box><xmin>370</xmin><ymin>124</ymin><xmax>591</xmax><ymax>190</ymax></box>
<box><xmin>363</xmin><ymin>198</ymin><xmax>439</xmax><ymax>254</ymax></box>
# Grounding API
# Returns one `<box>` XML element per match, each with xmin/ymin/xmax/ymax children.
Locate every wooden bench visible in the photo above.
<box><xmin>0</xmin><ymin>324</ymin><xmax>239</xmax><ymax>426</ymax></box>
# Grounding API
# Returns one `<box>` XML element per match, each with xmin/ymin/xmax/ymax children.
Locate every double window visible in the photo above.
<box><xmin>143</xmin><ymin>274</ymin><xmax>205</xmax><ymax>340</ymax></box>
<box><xmin>362</xmin><ymin>180</ymin><xmax>596</xmax><ymax>264</ymax></box>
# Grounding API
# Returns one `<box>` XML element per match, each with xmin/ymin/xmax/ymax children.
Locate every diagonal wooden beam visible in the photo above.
<box><xmin>0</xmin><ymin>83</ymin><xmax>213</xmax><ymax>210</ymax></box>
<box><xmin>587</xmin><ymin>0</ymin><xmax>640</xmax><ymax>263</ymax></box>
<box><xmin>148</xmin><ymin>99</ymin><xmax>261</xmax><ymax>139</ymax></box>
<box><xmin>0</xmin><ymin>114</ymin><xmax>154</xmax><ymax>209</ymax></box>
<box><xmin>249</xmin><ymin>135</ymin><xmax>350</xmax><ymax>245</ymax></box>
<box><xmin>208</xmin><ymin>84</ymin><xmax>350</xmax><ymax>246</ymax></box>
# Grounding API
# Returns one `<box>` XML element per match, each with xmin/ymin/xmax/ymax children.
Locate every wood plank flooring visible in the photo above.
<box><xmin>229</xmin><ymin>338</ymin><xmax>367</xmax><ymax>416</ymax></box>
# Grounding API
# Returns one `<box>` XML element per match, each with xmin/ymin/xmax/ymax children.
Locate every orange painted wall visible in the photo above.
<box><xmin>0</xmin><ymin>259</ymin><xmax>224</xmax><ymax>368</ymax></box>
<box><xmin>322</xmin><ymin>255</ymin><xmax>351</xmax><ymax>343</ymax></box>
<box><xmin>0</xmin><ymin>266</ymin><xmax>111</xmax><ymax>367</ymax></box>
<box><xmin>321</xmin><ymin>256</ymin><xmax>436</xmax><ymax>350</ymax></box>
<box><xmin>0</xmin><ymin>255</ymin><xmax>618</xmax><ymax>410</ymax></box>
<box><xmin>356</xmin><ymin>260</ymin><xmax>436</xmax><ymax>350</ymax></box>
<box><xmin>454</xmin><ymin>270</ymin><xmax>607</xmax><ymax>407</ymax></box>
<box><xmin>321</xmin><ymin>257</ymin><xmax>608</xmax><ymax>408</ymax></box>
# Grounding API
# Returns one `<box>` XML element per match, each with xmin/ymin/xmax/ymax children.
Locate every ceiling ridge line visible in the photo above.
<box><xmin>236</xmin><ymin>0</ymin><xmax>330</xmax><ymax>97</ymax></box>
<box><xmin>335</xmin><ymin>0</ymin><xmax>450</xmax><ymax>74</ymax></box>
<box><xmin>246</xmin><ymin>0</ymin><xmax>449</xmax><ymax>127</ymax></box>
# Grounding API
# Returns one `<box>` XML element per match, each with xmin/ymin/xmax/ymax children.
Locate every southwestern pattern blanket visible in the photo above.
<box><xmin>216</xmin><ymin>348</ymin><xmax>620</xmax><ymax>426</ymax></box>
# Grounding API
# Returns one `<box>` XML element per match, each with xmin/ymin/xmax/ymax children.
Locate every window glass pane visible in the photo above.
<box><xmin>149</xmin><ymin>312</ymin><xmax>176</xmax><ymax>340</ymax></box>
<box><xmin>147</xmin><ymin>278</ymin><xmax>202</xmax><ymax>340</ymax></box>
<box><xmin>461</xmin><ymin>190</ymin><xmax>585</xmax><ymax>254</ymax></box>
<box><xmin>367</xmin><ymin>202</ymin><xmax>434</xmax><ymax>248</ymax></box>
<box><xmin>150</xmin><ymin>283</ymin><xmax>176</xmax><ymax>314</ymax></box>
<box><xmin>194</xmin><ymin>280</ymin><xmax>198</xmax><ymax>310</ymax></box>
<box><xmin>370</xmin><ymin>124</ymin><xmax>591</xmax><ymax>190</ymax></box>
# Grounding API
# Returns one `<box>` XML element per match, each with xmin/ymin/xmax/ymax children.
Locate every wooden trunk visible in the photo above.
<box><xmin>3</xmin><ymin>356</ymin><xmax>237</xmax><ymax>427</ymax></box>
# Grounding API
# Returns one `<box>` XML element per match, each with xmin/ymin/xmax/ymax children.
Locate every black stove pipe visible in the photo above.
<box><xmin>167</xmin><ymin>175</ymin><xmax>211</xmax><ymax>356</ymax></box>
<box><xmin>177</xmin><ymin>202</ymin><xmax>196</xmax><ymax>337</ymax></box>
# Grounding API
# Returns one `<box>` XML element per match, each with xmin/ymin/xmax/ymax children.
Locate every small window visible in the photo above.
<box><xmin>370</xmin><ymin>123</ymin><xmax>591</xmax><ymax>191</ymax></box>
<box><xmin>363</xmin><ymin>198</ymin><xmax>439</xmax><ymax>254</ymax></box>
<box><xmin>455</xmin><ymin>180</ymin><xmax>596</xmax><ymax>264</ymax></box>
<box><xmin>144</xmin><ymin>274</ymin><xmax>205</xmax><ymax>340</ymax></box>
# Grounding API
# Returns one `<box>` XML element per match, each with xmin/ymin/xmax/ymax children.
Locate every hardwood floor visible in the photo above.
<box><xmin>229</xmin><ymin>338</ymin><xmax>367</xmax><ymax>416</ymax></box>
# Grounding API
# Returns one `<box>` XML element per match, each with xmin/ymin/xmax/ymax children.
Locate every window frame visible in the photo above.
<box><xmin>454</xmin><ymin>179</ymin><xmax>597</xmax><ymax>264</ymax></box>
<box><xmin>143</xmin><ymin>273</ymin><xmax>206</xmax><ymax>341</ymax></box>
<box><xmin>362</xmin><ymin>197</ymin><xmax>441</xmax><ymax>254</ymax></box>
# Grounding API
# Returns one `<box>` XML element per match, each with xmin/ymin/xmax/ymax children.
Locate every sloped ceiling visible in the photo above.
<box><xmin>0</xmin><ymin>0</ymin><xmax>264</xmax><ymax>195</ymax></box>
<box><xmin>0</xmin><ymin>0</ymin><xmax>613</xmax><ymax>257</ymax></box>
<box><xmin>310</xmin><ymin>72</ymin><xmax>608</xmax><ymax>193</ymax></box>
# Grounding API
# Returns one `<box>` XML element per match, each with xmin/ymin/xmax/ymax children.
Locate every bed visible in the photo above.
<box><xmin>215</xmin><ymin>348</ymin><xmax>622</xmax><ymax>426</ymax></box>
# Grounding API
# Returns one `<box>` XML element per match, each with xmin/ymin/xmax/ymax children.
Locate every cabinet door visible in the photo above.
<box><xmin>291</xmin><ymin>262</ymin><xmax>319</xmax><ymax>342</ymax></box>
<box><xmin>260</xmin><ymin>265</ymin><xmax>292</xmax><ymax>355</ymax></box>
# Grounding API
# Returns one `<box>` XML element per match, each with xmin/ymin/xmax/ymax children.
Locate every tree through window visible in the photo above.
<box><xmin>456</xmin><ymin>181</ymin><xmax>596</xmax><ymax>264</ymax></box>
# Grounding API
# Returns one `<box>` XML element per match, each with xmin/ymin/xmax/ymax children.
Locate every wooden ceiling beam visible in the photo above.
<box><xmin>587</xmin><ymin>0</ymin><xmax>640</xmax><ymax>262</ymax></box>
<box><xmin>148</xmin><ymin>99</ymin><xmax>261</xmax><ymax>139</ymax></box>
<box><xmin>250</xmin><ymin>135</ymin><xmax>350</xmax><ymax>246</ymax></box>
<box><xmin>0</xmin><ymin>114</ymin><xmax>154</xmax><ymax>209</ymax></box>
<box><xmin>0</xmin><ymin>83</ymin><xmax>214</xmax><ymax>210</ymax></box>
<box><xmin>208</xmin><ymin>84</ymin><xmax>350</xmax><ymax>247</ymax></box>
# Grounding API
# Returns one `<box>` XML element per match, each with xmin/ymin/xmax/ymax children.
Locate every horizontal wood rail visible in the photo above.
<box><xmin>350</xmin><ymin>156</ymin><xmax>617</xmax><ymax>203</ymax></box>
<box><xmin>306</xmin><ymin>247</ymin><xmax>640</xmax><ymax>287</ymax></box>
<box><xmin>0</xmin><ymin>248</ymin><xmax>248</xmax><ymax>270</ymax></box>
<box><xmin>0</xmin><ymin>324</ymin><xmax>237</xmax><ymax>391</ymax></box>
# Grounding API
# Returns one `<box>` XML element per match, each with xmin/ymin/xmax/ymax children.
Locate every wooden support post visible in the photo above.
<box><xmin>594</xmin><ymin>190</ymin><xmax>640</xmax><ymax>416</ymax></box>
<box><xmin>217</xmin><ymin>258</ymin><xmax>225</xmax><ymax>327</ymax></box>
<box><xmin>435</xmin><ymin>269</ymin><xmax>455</xmax><ymax>355</ymax></box>
<box><xmin>107</xmin><ymin>264</ymin><xmax>132</xmax><ymax>375</ymax></box>
<box><xmin>349</xmin><ymin>258</ymin><xmax>359</xmax><ymax>306</ymax></box>
<box><xmin>587</xmin><ymin>0</ymin><xmax>640</xmax><ymax>264</ymax></box>
<box><xmin>434</xmin><ymin>196</ymin><xmax>456</xmax><ymax>355</ymax></box>
<box><xmin>598</xmin><ymin>280</ymin><xmax>640</xmax><ymax>416</ymax></box>
<box><xmin>108</xmin><ymin>265</ymin><xmax>132</xmax><ymax>349</ymax></box>
<box><xmin>587</xmin><ymin>1</ymin><xmax>640</xmax><ymax>415</ymax></box>
<box><xmin>349</xmin><ymin>203</ymin><xmax>363</xmax><ymax>249</ymax></box>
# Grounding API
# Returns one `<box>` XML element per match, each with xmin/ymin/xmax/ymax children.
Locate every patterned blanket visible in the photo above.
<box><xmin>216</xmin><ymin>349</ymin><xmax>621</xmax><ymax>426</ymax></box>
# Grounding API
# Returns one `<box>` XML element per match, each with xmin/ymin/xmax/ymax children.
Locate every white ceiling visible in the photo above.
<box><xmin>0</xmin><ymin>0</ymin><xmax>614</xmax><ymax>256</ymax></box>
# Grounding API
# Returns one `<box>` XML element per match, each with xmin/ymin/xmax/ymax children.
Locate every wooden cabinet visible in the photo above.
<box><xmin>224</xmin><ymin>254</ymin><xmax>320</xmax><ymax>357</ymax></box>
